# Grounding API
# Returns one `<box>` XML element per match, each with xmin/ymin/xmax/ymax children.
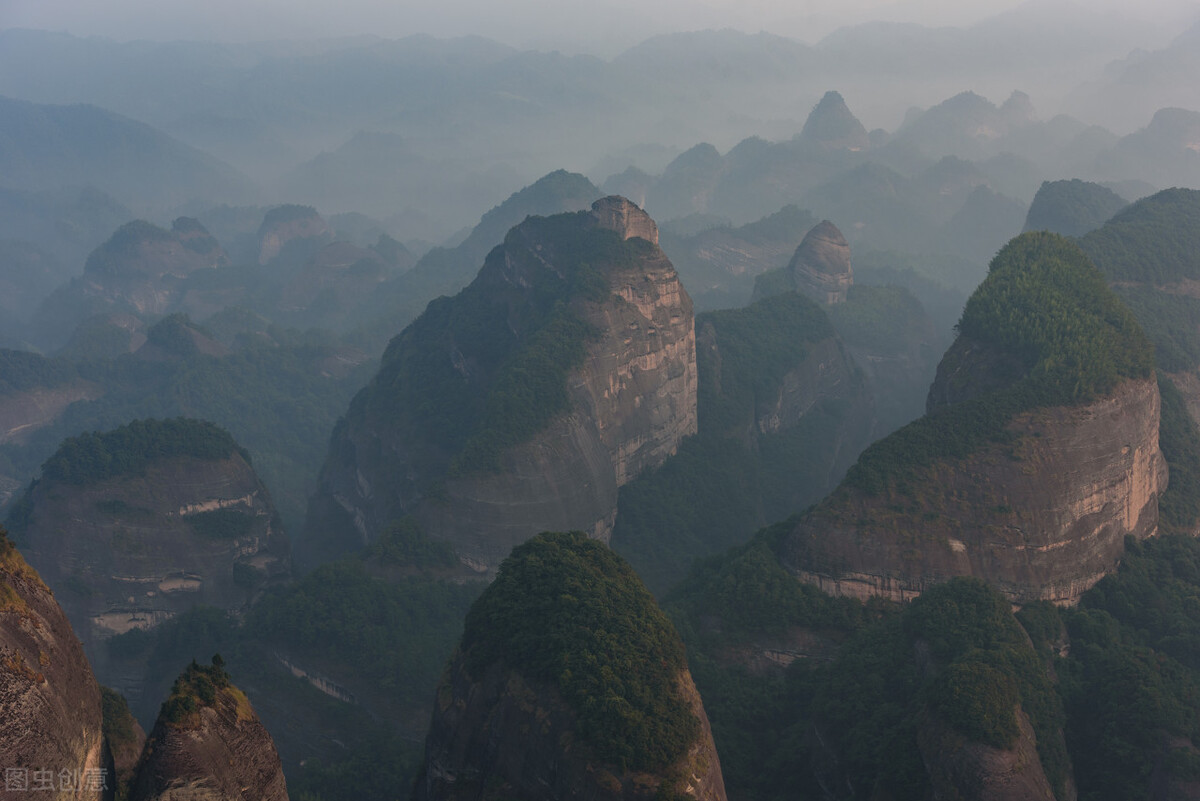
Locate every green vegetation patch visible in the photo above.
<box><xmin>845</xmin><ymin>231</ymin><xmax>1153</xmax><ymax>494</ymax></box>
<box><xmin>364</xmin><ymin>517</ymin><xmax>458</xmax><ymax>569</ymax></box>
<box><xmin>40</xmin><ymin>418</ymin><xmax>246</xmax><ymax>485</ymax></box>
<box><xmin>100</xmin><ymin>686</ymin><xmax>140</xmax><ymax>751</ymax></box>
<box><xmin>1156</xmin><ymin>374</ymin><xmax>1200</xmax><ymax>533</ymax></box>
<box><xmin>461</xmin><ymin>531</ymin><xmax>698</xmax><ymax>771</ymax></box>
<box><xmin>1110</xmin><ymin>286</ymin><xmax>1200</xmax><ymax>373</ymax></box>
<box><xmin>828</xmin><ymin>284</ymin><xmax>930</xmax><ymax>357</ymax></box>
<box><xmin>247</xmin><ymin>559</ymin><xmax>480</xmax><ymax>710</ymax></box>
<box><xmin>160</xmin><ymin>655</ymin><xmax>233</xmax><ymax>726</ymax></box>
<box><xmin>1024</xmin><ymin>179</ymin><xmax>1127</xmax><ymax>238</ymax></box>
<box><xmin>1061</xmin><ymin>535</ymin><xmax>1200</xmax><ymax>800</ymax></box>
<box><xmin>1080</xmin><ymin>188</ymin><xmax>1200</xmax><ymax>283</ymax></box>
<box><xmin>0</xmin><ymin>350</ymin><xmax>78</xmax><ymax>396</ymax></box>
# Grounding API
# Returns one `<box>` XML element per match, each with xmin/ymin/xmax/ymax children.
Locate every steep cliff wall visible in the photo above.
<box><xmin>413</xmin><ymin>532</ymin><xmax>726</xmax><ymax>801</ymax></box>
<box><xmin>10</xmin><ymin>419</ymin><xmax>288</xmax><ymax>703</ymax></box>
<box><xmin>781</xmin><ymin>232</ymin><xmax>1162</xmax><ymax>605</ymax></box>
<box><xmin>306</xmin><ymin>197</ymin><xmax>696</xmax><ymax>571</ymax></box>
<box><xmin>129</xmin><ymin>660</ymin><xmax>288</xmax><ymax>801</ymax></box>
<box><xmin>1</xmin><ymin>527</ymin><xmax>108</xmax><ymax>801</ymax></box>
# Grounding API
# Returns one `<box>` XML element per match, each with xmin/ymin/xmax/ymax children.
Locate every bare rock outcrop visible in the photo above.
<box><xmin>305</xmin><ymin>197</ymin><xmax>696</xmax><ymax>571</ymax></box>
<box><xmin>591</xmin><ymin>194</ymin><xmax>659</xmax><ymax>245</ymax></box>
<box><xmin>1</xmin><ymin>527</ymin><xmax>109</xmax><ymax>800</ymax></box>
<box><xmin>129</xmin><ymin>659</ymin><xmax>288</xmax><ymax>801</ymax></box>
<box><xmin>789</xmin><ymin>220</ymin><xmax>853</xmax><ymax>305</ymax></box>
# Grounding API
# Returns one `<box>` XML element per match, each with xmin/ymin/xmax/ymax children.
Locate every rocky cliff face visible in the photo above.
<box><xmin>12</xmin><ymin>420</ymin><xmax>288</xmax><ymax>704</ymax></box>
<box><xmin>307</xmin><ymin>197</ymin><xmax>696</xmax><ymax>571</ymax></box>
<box><xmin>781</xmin><ymin>232</ymin><xmax>1163</xmax><ymax>605</ymax></box>
<box><xmin>751</xmin><ymin>220</ymin><xmax>853</xmax><ymax>306</ymax></box>
<box><xmin>789</xmin><ymin>220</ymin><xmax>853</xmax><ymax>305</ymax></box>
<box><xmin>129</xmin><ymin>660</ymin><xmax>288</xmax><ymax>801</ymax></box>
<box><xmin>1</xmin><ymin>527</ymin><xmax>108</xmax><ymax>800</ymax></box>
<box><xmin>785</xmin><ymin>373</ymin><xmax>1164</xmax><ymax>606</ymax></box>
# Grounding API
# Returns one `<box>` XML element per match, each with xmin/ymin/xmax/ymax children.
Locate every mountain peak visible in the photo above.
<box><xmin>799</xmin><ymin>90</ymin><xmax>869</xmax><ymax>151</ymax></box>
<box><xmin>788</xmin><ymin>220</ymin><xmax>853</xmax><ymax>304</ymax></box>
<box><xmin>590</xmin><ymin>195</ymin><xmax>658</xmax><ymax>244</ymax></box>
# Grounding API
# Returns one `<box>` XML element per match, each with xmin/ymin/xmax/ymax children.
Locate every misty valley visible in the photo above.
<box><xmin>6</xmin><ymin>8</ymin><xmax>1200</xmax><ymax>801</ymax></box>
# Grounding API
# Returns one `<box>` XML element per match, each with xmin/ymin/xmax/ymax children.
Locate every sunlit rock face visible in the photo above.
<box><xmin>1</xmin><ymin>530</ymin><xmax>108</xmax><ymax>801</ymax></box>
<box><xmin>783</xmin><ymin>374</ymin><xmax>1164</xmax><ymax>605</ymax></box>
<box><xmin>306</xmin><ymin>197</ymin><xmax>697</xmax><ymax>572</ymax></box>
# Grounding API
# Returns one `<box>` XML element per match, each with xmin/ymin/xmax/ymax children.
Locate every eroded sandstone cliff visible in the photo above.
<box><xmin>129</xmin><ymin>659</ymin><xmax>288</xmax><ymax>801</ymax></box>
<box><xmin>1</xmin><ymin>527</ymin><xmax>108</xmax><ymax>801</ymax></box>
<box><xmin>781</xmin><ymin>232</ymin><xmax>1163</xmax><ymax>604</ymax></box>
<box><xmin>306</xmin><ymin>197</ymin><xmax>696</xmax><ymax>571</ymax></box>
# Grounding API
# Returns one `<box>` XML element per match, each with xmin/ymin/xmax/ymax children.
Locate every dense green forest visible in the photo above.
<box><xmin>1080</xmin><ymin>188</ymin><xmax>1200</xmax><ymax>283</ymax></box>
<box><xmin>461</xmin><ymin>531</ymin><xmax>697</xmax><ymax>772</ymax></box>
<box><xmin>0</xmin><ymin>349</ymin><xmax>78</xmax><ymax>395</ymax></box>
<box><xmin>669</xmin><ymin>547</ymin><xmax>1071</xmax><ymax>801</ymax></box>
<box><xmin>668</xmin><ymin>524</ymin><xmax>1200</xmax><ymax>800</ymax></box>
<box><xmin>39</xmin><ymin>417</ymin><xmax>245</xmax><ymax>485</ymax></box>
<box><xmin>1023</xmin><ymin>179</ymin><xmax>1128</xmax><ymax>238</ymax></box>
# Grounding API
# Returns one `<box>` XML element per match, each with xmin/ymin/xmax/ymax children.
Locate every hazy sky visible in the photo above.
<box><xmin>2</xmin><ymin>0</ymin><xmax>1197</xmax><ymax>52</ymax></box>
